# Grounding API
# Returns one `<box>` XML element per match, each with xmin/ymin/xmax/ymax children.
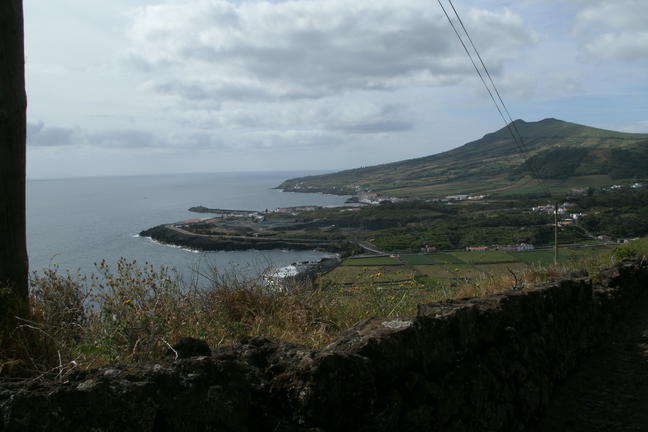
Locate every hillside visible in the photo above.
<box><xmin>278</xmin><ymin>118</ymin><xmax>648</xmax><ymax>198</ymax></box>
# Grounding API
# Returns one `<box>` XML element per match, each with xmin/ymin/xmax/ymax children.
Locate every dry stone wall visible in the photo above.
<box><xmin>2</xmin><ymin>260</ymin><xmax>647</xmax><ymax>432</ymax></box>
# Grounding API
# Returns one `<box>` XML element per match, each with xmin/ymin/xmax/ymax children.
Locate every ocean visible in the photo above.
<box><xmin>26</xmin><ymin>172</ymin><xmax>349</xmax><ymax>283</ymax></box>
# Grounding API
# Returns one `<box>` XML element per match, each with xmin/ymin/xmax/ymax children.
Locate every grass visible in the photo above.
<box><xmin>0</xmin><ymin>258</ymin><xmax>429</xmax><ymax>378</ymax></box>
<box><xmin>413</xmin><ymin>264</ymin><xmax>483</xmax><ymax>281</ymax></box>
<box><xmin>326</xmin><ymin>265</ymin><xmax>415</xmax><ymax>284</ymax></box>
<box><xmin>511</xmin><ymin>247</ymin><xmax>614</xmax><ymax>266</ymax></box>
<box><xmin>325</xmin><ymin>245</ymin><xmax>617</xmax><ymax>287</ymax></box>
<box><xmin>450</xmin><ymin>251</ymin><xmax>518</xmax><ymax>264</ymax></box>
<box><xmin>1</xmin><ymin>239</ymin><xmax>645</xmax><ymax>380</ymax></box>
<box><xmin>512</xmin><ymin>250</ymin><xmax>564</xmax><ymax>266</ymax></box>
<box><xmin>472</xmin><ymin>262</ymin><xmax>529</xmax><ymax>274</ymax></box>
<box><xmin>342</xmin><ymin>256</ymin><xmax>402</xmax><ymax>266</ymax></box>
<box><xmin>401</xmin><ymin>254</ymin><xmax>464</xmax><ymax>265</ymax></box>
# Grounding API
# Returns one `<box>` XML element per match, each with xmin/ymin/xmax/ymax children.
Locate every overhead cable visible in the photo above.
<box><xmin>437</xmin><ymin>0</ymin><xmax>548</xmax><ymax>185</ymax></box>
<box><xmin>447</xmin><ymin>0</ymin><xmax>529</xmax><ymax>155</ymax></box>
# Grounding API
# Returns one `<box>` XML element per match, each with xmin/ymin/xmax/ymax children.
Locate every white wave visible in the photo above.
<box><xmin>140</xmin><ymin>235</ymin><xmax>201</xmax><ymax>254</ymax></box>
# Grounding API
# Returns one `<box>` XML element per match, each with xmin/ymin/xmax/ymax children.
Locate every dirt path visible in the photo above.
<box><xmin>532</xmin><ymin>294</ymin><xmax>648</xmax><ymax>431</ymax></box>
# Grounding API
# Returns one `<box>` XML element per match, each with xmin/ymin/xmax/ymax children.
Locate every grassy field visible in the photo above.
<box><xmin>342</xmin><ymin>256</ymin><xmax>402</xmax><ymax>266</ymax></box>
<box><xmin>413</xmin><ymin>264</ymin><xmax>483</xmax><ymax>281</ymax></box>
<box><xmin>513</xmin><ymin>247</ymin><xmax>613</xmax><ymax>266</ymax></box>
<box><xmin>400</xmin><ymin>254</ymin><xmax>464</xmax><ymax>265</ymax></box>
<box><xmin>452</xmin><ymin>251</ymin><xmax>519</xmax><ymax>264</ymax></box>
<box><xmin>327</xmin><ymin>246</ymin><xmax>612</xmax><ymax>286</ymax></box>
<box><xmin>325</xmin><ymin>265</ymin><xmax>416</xmax><ymax>284</ymax></box>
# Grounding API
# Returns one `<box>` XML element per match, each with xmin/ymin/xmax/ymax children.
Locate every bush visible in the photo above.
<box><xmin>1</xmin><ymin>259</ymin><xmax>345</xmax><ymax>377</ymax></box>
<box><xmin>613</xmin><ymin>238</ymin><xmax>648</xmax><ymax>260</ymax></box>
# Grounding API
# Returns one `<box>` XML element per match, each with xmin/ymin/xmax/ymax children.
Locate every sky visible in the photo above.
<box><xmin>24</xmin><ymin>0</ymin><xmax>648</xmax><ymax>179</ymax></box>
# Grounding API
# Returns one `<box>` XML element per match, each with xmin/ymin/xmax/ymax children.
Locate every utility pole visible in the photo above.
<box><xmin>554</xmin><ymin>202</ymin><xmax>559</xmax><ymax>264</ymax></box>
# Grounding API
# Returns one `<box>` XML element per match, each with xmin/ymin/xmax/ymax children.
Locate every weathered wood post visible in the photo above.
<box><xmin>0</xmin><ymin>0</ymin><xmax>29</xmax><ymax>311</ymax></box>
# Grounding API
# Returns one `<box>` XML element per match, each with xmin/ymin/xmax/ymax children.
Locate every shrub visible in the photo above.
<box><xmin>613</xmin><ymin>238</ymin><xmax>648</xmax><ymax>260</ymax></box>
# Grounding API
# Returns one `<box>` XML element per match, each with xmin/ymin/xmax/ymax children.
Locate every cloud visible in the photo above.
<box><xmin>27</xmin><ymin>122</ymin><xmax>77</xmax><ymax>147</ymax></box>
<box><xmin>499</xmin><ymin>71</ymin><xmax>584</xmax><ymax>100</ymax></box>
<box><xmin>28</xmin><ymin>122</ymin><xmax>187</xmax><ymax>151</ymax></box>
<box><xmin>172</xmin><ymin>95</ymin><xmax>417</xmax><ymax>138</ymax></box>
<box><xmin>88</xmin><ymin>129</ymin><xmax>164</xmax><ymax>149</ymax></box>
<box><xmin>574</xmin><ymin>0</ymin><xmax>648</xmax><ymax>61</ymax></box>
<box><xmin>324</xmin><ymin>103</ymin><xmax>414</xmax><ymax>134</ymax></box>
<box><xmin>127</xmin><ymin>0</ymin><xmax>535</xmax><ymax>104</ymax></box>
<box><xmin>334</xmin><ymin>120</ymin><xmax>413</xmax><ymax>134</ymax></box>
<box><xmin>617</xmin><ymin>120</ymin><xmax>648</xmax><ymax>134</ymax></box>
<box><xmin>170</xmin><ymin>131</ymin><xmax>226</xmax><ymax>150</ymax></box>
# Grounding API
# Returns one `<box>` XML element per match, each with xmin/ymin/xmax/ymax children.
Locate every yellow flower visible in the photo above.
<box><xmin>123</xmin><ymin>299</ymin><xmax>133</xmax><ymax>305</ymax></box>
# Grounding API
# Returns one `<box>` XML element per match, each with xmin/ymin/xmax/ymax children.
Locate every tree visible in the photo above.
<box><xmin>0</xmin><ymin>0</ymin><xmax>28</xmax><ymax>311</ymax></box>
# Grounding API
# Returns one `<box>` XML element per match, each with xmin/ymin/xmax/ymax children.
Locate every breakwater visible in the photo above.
<box><xmin>140</xmin><ymin>224</ymin><xmax>355</xmax><ymax>254</ymax></box>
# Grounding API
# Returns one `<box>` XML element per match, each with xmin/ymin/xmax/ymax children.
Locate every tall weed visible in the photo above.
<box><xmin>1</xmin><ymin>241</ymin><xmax>639</xmax><ymax>379</ymax></box>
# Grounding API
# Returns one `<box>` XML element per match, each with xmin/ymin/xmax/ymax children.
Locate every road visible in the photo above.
<box><xmin>357</xmin><ymin>241</ymin><xmax>389</xmax><ymax>255</ymax></box>
<box><xmin>532</xmin><ymin>293</ymin><xmax>648</xmax><ymax>431</ymax></box>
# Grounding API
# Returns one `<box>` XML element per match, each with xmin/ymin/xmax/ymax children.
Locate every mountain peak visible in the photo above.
<box><xmin>278</xmin><ymin>119</ymin><xmax>648</xmax><ymax>198</ymax></box>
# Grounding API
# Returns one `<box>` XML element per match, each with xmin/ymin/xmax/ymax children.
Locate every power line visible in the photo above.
<box><xmin>437</xmin><ymin>0</ymin><xmax>549</xmax><ymax>186</ymax></box>
<box><xmin>435</xmin><ymin>0</ymin><xmax>525</xmax><ymax>156</ymax></box>
<box><xmin>438</xmin><ymin>0</ymin><xmax>558</xmax><ymax>259</ymax></box>
<box><xmin>437</xmin><ymin>1</ymin><xmax>558</xmax><ymax>259</ymax></box>
<box><xmin>446</xmin><ymin>0</ymin><xmax>529</xmax><ymax>155</ymax></box>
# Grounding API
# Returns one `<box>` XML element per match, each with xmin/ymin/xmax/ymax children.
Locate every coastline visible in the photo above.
<box><xmin>139</xmin><ymin>224</ymin><xmax>345</xmax><ymax>281</ymax></box>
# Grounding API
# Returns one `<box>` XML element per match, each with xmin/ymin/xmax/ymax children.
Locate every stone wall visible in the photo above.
<box><xmin>2</xmin><ymin>260</ymin><xmax>647</xmax><ymax>432</ymax></box>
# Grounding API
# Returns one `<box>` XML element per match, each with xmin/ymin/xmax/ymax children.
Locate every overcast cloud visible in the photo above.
<box><xmin>574</xmin><ymin>0</ymin><xmax>648</xmax><ymax>61</ymax></box>
<box><xmin>128</xmin><ymin>0</ymin><xmax>533</xmax><ymax>102</ymax></box>
<box><xmin>23</xmin><ymin>0</ymin><xmax>648</xmax><ymax>179</ymax></box>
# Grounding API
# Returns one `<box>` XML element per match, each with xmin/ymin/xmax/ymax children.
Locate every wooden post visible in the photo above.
<box><xmin>0</xmin><ymin>0</ymin><xmax>29</xmax><ymax>308</ymax></box>
<box><xmin>554</xmin><ymin>202</ymin><xmax>559</xmax><ymax>264</ymax></box>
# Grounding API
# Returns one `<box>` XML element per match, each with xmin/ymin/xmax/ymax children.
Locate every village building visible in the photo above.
<box><xmin>446</xmin><ymin>194</ymin><xmax>469</xmax><ymax>201</ymax></box>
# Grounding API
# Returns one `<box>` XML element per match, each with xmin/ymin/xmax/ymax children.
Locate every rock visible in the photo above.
<box><xmin>167</xmin><ymin>337</ymin><xmax>212</xmax><ymax>359</ymax></box>
<box><xmin>569</xmin><ymin>269</ymin><xmax>589</xmax><ymax>278</ymax></box>
<box><xmin>76</xmin><ymin>379</ymin><xmax>97</xmax><ymax>392</ymax></box>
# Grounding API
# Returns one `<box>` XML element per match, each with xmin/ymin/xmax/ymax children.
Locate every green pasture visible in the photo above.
<box><xmin>413</xmin><ymin>264</ymin><xmax>483</xmax><ymax>281</ymax></box>
<box><xmin>450</xmin><ymin>251</ymin><xmax>518</xmax><ymax>264</ymax></box>
<box><xmin>400</xmin><ymin>253</ymin><xmax>464</xmax><ymax>265</ymax></box>
<box><xmin>342</xmin><ymin>256</ymin><xmax>402</xmax><ymax>266</ymax></box>
<box><xmin>325</xmin><ymin>265</ymin><xmax>415</xmax><ymax>285</ymax></box>
<box><xmin>325</xmin><ymin>244</ymin><xmax>614</xmax><ymax>287</ymax></box>
<box><xmin>472</xmin><ymin>262</ymin><xmax>529</xmax><ymax>275</ymax></box>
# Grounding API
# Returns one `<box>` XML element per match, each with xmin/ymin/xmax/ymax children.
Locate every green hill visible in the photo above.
<box><xmin>278</xmin><ymin>118</ymin><xmax>648</xmax><ymax>198</ymax></box>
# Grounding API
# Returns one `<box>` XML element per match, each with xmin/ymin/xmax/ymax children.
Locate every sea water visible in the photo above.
<box><xmin>27</xmin><ymin>171</ymin><xmax>349</xmax><ymax>283</ymax></box>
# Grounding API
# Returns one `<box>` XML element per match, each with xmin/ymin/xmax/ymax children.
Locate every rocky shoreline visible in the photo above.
<box><xmin>188</xmin><ymin>206</ymin><xmax>256</xmax><ymax>215</ymax></box>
